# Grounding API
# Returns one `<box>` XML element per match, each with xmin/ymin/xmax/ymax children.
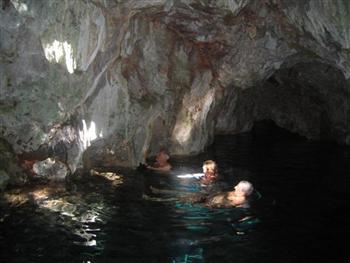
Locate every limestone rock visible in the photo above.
<box><xmin>0</xmin><ymin>170</ymin><xmax>10</xmax><ymax>191</ymax></box>
<box><xmin>0</xmin><ymin>139</ymin><xmax>27</xmax><ymax>187</ymax></box>
<box><xmin>1</xmin><ymin>0</ymin><xmax>350</xmax><ymax>174</ymax></box>
<box><xmin>32</xmin><ymin>158</ymin><xmax>70</xmax><ymax>181</ymax></box>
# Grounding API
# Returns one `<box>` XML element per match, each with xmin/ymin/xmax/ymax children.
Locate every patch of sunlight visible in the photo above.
<box><xmin>226</xmin><ymin>0</ymin><xmax>247</xmax><ymax>15</ymax></box>
<box><xmin>172</xmin><ymin>89</ymin><xmax>215</xmax><ymax>146</ymax></box>
<box><xmin>173</xmin><ymin>122</ymin><xmax>192</xmax><ymax>145</ymax></box>
<box><xmin>3</xmin><ymin>185</ymin><xmax>67</xmax><ymax>207</ymax></box>
<box><xmin>79</xmin><ymin>119</ymin><xmax>100</xmax><ymax>149</ymax></box>
<box><xmin>57</xmin><ymin>101</ymin><xmax>64</xmax><ymax>111</ymax></box>
<box><xmin>3</xmin><ymin>184</ymin><xmax>104</xmax><ymax>249</ymax></box>
<box><xmin>32</xmin><ymin>188</ymin><xmax>50</xmax><ymax>201</ymax></box>
<box><xmin>90</xmin><ymin>169</ymin><xmax>124</xmax><ymax>186</ymax></box>
<box><xmin>44</xmin><ymin>40</ymin><xmax>76</xmax><ymax>74</ymax></box>
<box><xmin>11</xmin><ymin>0</ymin><xmax>28</xmax><ymax>13</ymax></box>
<box><xmin>57</xmin><ymin>101</ymin><xmax>65</xmax><ymax>117</ymax></box>
<box><xmin>4</xmin><ymin>192</ymin><xmax>29</xmax><ymax>206</ymax></box>
<box><xmin>38</xmin><ymin>197</ymin><xmax>100</xmax><ymax>247</ymax></box>
<box><xmin>40</xmin><ymin>198</ymin><xmax>77</xmax><ymax>217</ymax></box>
<box><xmin>31</xmin><ymin>185</ymin><xmax>66</xmax><ymax>201</ymax></box>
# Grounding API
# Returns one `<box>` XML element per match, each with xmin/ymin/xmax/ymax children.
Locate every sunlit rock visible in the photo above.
<box><xmin>40</xmin><ymin>198</ymin><xmax>77</xmax><ymax>217</ymax></box>
<box><xmin>44</xmin><ymin>40</ymin><xmax>76</xmax><ymax>74</ymax></box>
<box><xmin>3</xmin><ymin>191</ymin><xmax>29</xmax><ymax>207</ymax></box>
<box><xmin>30</xmin><ymin>184</ymin><xmax>67</xmax><ymax>202</ymax></box>
<box><xmin>90</xmin><ymin>169</ymin><xmax>121</xmax><ymax>181</ymax></box>
<box><xmin>90</xmin><ymin>169</ymin><xmax>124</xmax><ymax>187</ymax></box>
<box><xmin>171</xmin><ymin>71</ymin><xmax>217</xmax><ymax>154</ymax></box>
<box><xmin>32</xmin><ymin>158</ymin><xmax>70</xmax><ymax>181</ymax></box>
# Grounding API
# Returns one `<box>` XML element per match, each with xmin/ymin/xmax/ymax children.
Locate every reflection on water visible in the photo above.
<box><xmin>1</xmin><ymin>126</ymin><xmax>350</xmax><ymax>262</ymax></box>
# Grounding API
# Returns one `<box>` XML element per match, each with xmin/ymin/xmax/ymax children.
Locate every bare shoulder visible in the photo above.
<box><xmin>208</xmin><ymin>193</ymin><xmax>226</xmax><ymax>204</ymax></box>
<box><xmin>159</xmin><ymin>163</ymin><xmax>172</xmax><ymax>172</ymax></box>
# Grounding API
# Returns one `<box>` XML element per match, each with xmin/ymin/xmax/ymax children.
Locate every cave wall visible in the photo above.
<box><xmin>254</xmin><ymin>61</ymin><xmax>350</xmax><ymax>143</ymax></box>
<box><xmin>1</xmin><ymin>0</ymin><xmax>350</xmax><ymax>178</ymax></box>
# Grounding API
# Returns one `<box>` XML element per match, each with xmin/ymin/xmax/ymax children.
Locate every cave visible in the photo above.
<box><xmin>1</xmin><ymin>0</ymin><xmax>350</xmax><ymax>262</ymax></box>
<box><xmin>217</xmin><ymin>59</ymin><xmax>350</xmax><ymax>143</ymax></box>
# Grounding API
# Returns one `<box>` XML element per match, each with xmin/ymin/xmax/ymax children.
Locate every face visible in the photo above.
<box><xmin>227</xmin><ymin>191</ymin><xmax>236</xmax><ymax>201</ymax></box>
<box><xmin>203</xmin><ymin>163</ymin><xmax>215</xmax><ymax>173</ymax></box>
<box><xmin>234</xmin><ymin>183</ymin><xmax>246</xmax><ymax>196</ymax></box>
<box><xmin>156</xmin><ymin>152</ymin><xmax>167</xmax><ymax>162</ymax></box>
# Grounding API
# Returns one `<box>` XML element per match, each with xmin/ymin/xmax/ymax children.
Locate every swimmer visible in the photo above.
<box><xmin>148</xmin><ymin>180</ymin><xmax>255</xmax><ymax>209</ymax></box>
<box><xmin>144</xmin><ymin>150</ymin><xmax>172</xmax><ymax>172</ymax></box>
<box><xmin>200</xmin><ymin>160</ymin><xmax>218</xmax><ymax>184</ymax></box>
<box><xmin>206</xmin><ymin>180</ymin><xmax>254</xmax><ymax>208</ymax></box>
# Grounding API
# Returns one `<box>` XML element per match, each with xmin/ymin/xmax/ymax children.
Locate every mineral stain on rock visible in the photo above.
<box><xmin>1</xmin><ymin>0</ymin><xmax>350</xmax><ymax>186</ymax></box>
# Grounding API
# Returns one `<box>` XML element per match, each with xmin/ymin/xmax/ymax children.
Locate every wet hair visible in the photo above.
<box><xmin>202</xmin><ymin>160</ymin><xmax>217</xmax><ymax>174</ymax></box>
<box><xmin>237</xmin><ymin>180</ymin><xmax>254</xmax><ymax>196</ymax></box>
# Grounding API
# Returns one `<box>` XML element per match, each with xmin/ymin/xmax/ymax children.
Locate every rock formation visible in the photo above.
<box><xmin>1</xmin><ymin>0</ymin><xmax>350</xmax><ymax>182</ymax></box>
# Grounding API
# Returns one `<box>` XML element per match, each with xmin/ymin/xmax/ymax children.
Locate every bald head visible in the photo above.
<box><xmin>235</xmin><ymin>181</ymin><xmax>254</xmax><ymax>196</ymax></box>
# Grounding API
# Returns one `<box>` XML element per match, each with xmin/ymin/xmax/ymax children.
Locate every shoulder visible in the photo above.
<box><xmin>153</xmin><ymin>163</ymin><xmax>172</xmax><ymax>172</ymax></box>
<box><xmin>162</xmin><ymin>163</ymin><xmax>172</xmax><ymax>171</ymax></box>
<box><xmin>207</xmin><ymin>193</ymin><xmax>226</xmax><ymax>205</ymax></box>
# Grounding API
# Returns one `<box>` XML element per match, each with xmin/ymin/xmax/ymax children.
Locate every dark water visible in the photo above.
<box><xmin>1</xmin><ymin>124</ymin><xmax>350</xmax><ymax>263</ymax></box>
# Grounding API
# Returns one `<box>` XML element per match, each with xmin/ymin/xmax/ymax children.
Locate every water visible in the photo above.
<box><xmin>1</xmin><ymin>124</ymin><xmax>350</xmax><ymax>263</ymax></box>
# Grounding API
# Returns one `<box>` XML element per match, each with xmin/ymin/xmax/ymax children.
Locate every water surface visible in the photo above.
<box><xmin>1</xmin><ymin>126</ymin><xmax>350</xmax><ymax>262</ymax></box>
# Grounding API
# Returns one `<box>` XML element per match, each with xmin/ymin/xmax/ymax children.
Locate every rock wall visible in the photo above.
<box><xmin>1</xmin><ymin>0</ymin><xmax>350</xmax><ymax>180</ymax></box>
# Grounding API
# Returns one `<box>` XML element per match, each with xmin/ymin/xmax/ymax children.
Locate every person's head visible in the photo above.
<box><xmin>202</xmin><ymin>160</ymin><xmax>217</xmax><ymax>174</ymax></box>
<box><xmin>156</xmin><ymin>150</ymin><xmax>170</xmax><ymax>163</ymax></box>
<box><xmin>234</xmin><ymin>181</ymin><xmax>254</xmax><ymax>197</ymax></box>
